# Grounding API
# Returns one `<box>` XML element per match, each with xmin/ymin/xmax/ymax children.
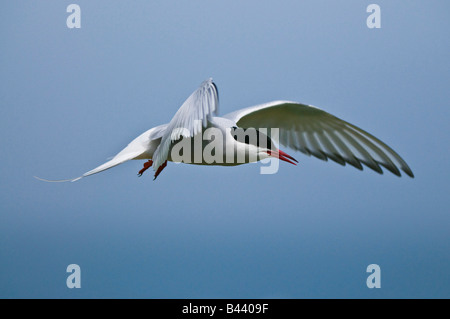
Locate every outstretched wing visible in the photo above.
<box><xmin>35</xmin><ymin>124</ymin><xmax>167</xmax><ymax>182</ymax></box>
<box><xmin>152</xmin><ymin>78</ymin><xmax>219</xmax><ymax>170</ymax></box>
<box><xmin>224</xmin><ymin>101</ymin><xmax>414</xmax><ymax>177</ymax></box>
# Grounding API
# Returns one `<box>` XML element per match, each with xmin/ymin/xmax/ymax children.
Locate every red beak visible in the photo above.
<box><xmin>267</xmin><ymin>149</ymin><xmax>298</xmax><ymax>165</ymax></box>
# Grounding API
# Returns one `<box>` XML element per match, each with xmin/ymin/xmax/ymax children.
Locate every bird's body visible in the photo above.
<box><xmin>36</xmin><ymin>78</ymin><xmax>414</xmax><ymax>182</ymax></box>
<box><xmin>127</xmin><ymin>118</ymin><xmax>262</xmax><ymax>166</ymax></box>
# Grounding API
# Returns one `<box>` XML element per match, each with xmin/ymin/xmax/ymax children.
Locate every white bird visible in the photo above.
<box><xmin>36</xmin><ymin>78</ymin><xmax>414</xmax><ymax>182</ymax></box>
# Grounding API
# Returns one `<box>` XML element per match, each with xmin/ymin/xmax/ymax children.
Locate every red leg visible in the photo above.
<box><xmin>153</xmin><ymin>160</ymin><xmax>167</xmax><ymax>180</ymax></box>
<box><xmin>138</xmin><ymin>160</ymin><xmax>153</xmax><ymax>177</ymax></box>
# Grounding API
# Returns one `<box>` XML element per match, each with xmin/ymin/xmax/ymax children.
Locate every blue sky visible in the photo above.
<box><xmin>0</xmin><ymin>0</ymin><xmax>449</xmax><ymax>298</ymax></box>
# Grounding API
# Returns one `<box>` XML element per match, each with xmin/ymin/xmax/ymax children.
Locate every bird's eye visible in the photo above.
<box><xmin>265</xmin><ymin>136</ymin><xmax>272</xmax><ymax>150</ymax></box>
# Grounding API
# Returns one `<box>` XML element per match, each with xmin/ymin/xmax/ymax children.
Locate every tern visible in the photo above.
<box><xmin>36</xmin><ymin>78</ymin><xmax>414</xmax><ymax>182</ymax></box>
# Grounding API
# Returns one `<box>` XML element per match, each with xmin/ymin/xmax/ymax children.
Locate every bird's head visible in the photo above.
<box><xmin>231</xmin><ymin>126</ymin><xmax>298</xmax><ymax>165</ymax></box>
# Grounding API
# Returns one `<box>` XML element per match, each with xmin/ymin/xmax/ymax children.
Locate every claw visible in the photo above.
<box><xmin>153</xmin><ymin>160</ymin><xmax>167</xmax><ymax>180</ymax></box>
<box><xmin>138</xmin><ymin>160</ymin><xmax>153</xmax><ymax>177</ymax></box>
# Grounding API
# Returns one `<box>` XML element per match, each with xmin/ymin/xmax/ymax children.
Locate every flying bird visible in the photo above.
<box><xmin>35</xmin><ymin>78</ymin><xmax>414</xmax><ymax>182</ymax></box>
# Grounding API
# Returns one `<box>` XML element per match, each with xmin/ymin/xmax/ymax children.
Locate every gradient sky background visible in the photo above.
<box><xmin>0</xmin><ymin>1</ymin><xmax>449</xmax><ymax>298</ymax></box>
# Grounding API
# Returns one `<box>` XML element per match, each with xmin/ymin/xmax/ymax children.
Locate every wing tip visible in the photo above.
<box><xmin>403</xmin><ymin>168</ymin><xmax>415</xmax><ymax>178</ymax></box>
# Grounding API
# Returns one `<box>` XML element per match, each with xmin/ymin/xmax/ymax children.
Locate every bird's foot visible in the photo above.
<box><xmin>153</xmin><ymin>161</ymin><xmax>167</xmax><ymax>180</ymax></box>
<box><xmin>138</xmin><ymin>160</ymin><xmax>153</xmax><ymax>177</ymax></box>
